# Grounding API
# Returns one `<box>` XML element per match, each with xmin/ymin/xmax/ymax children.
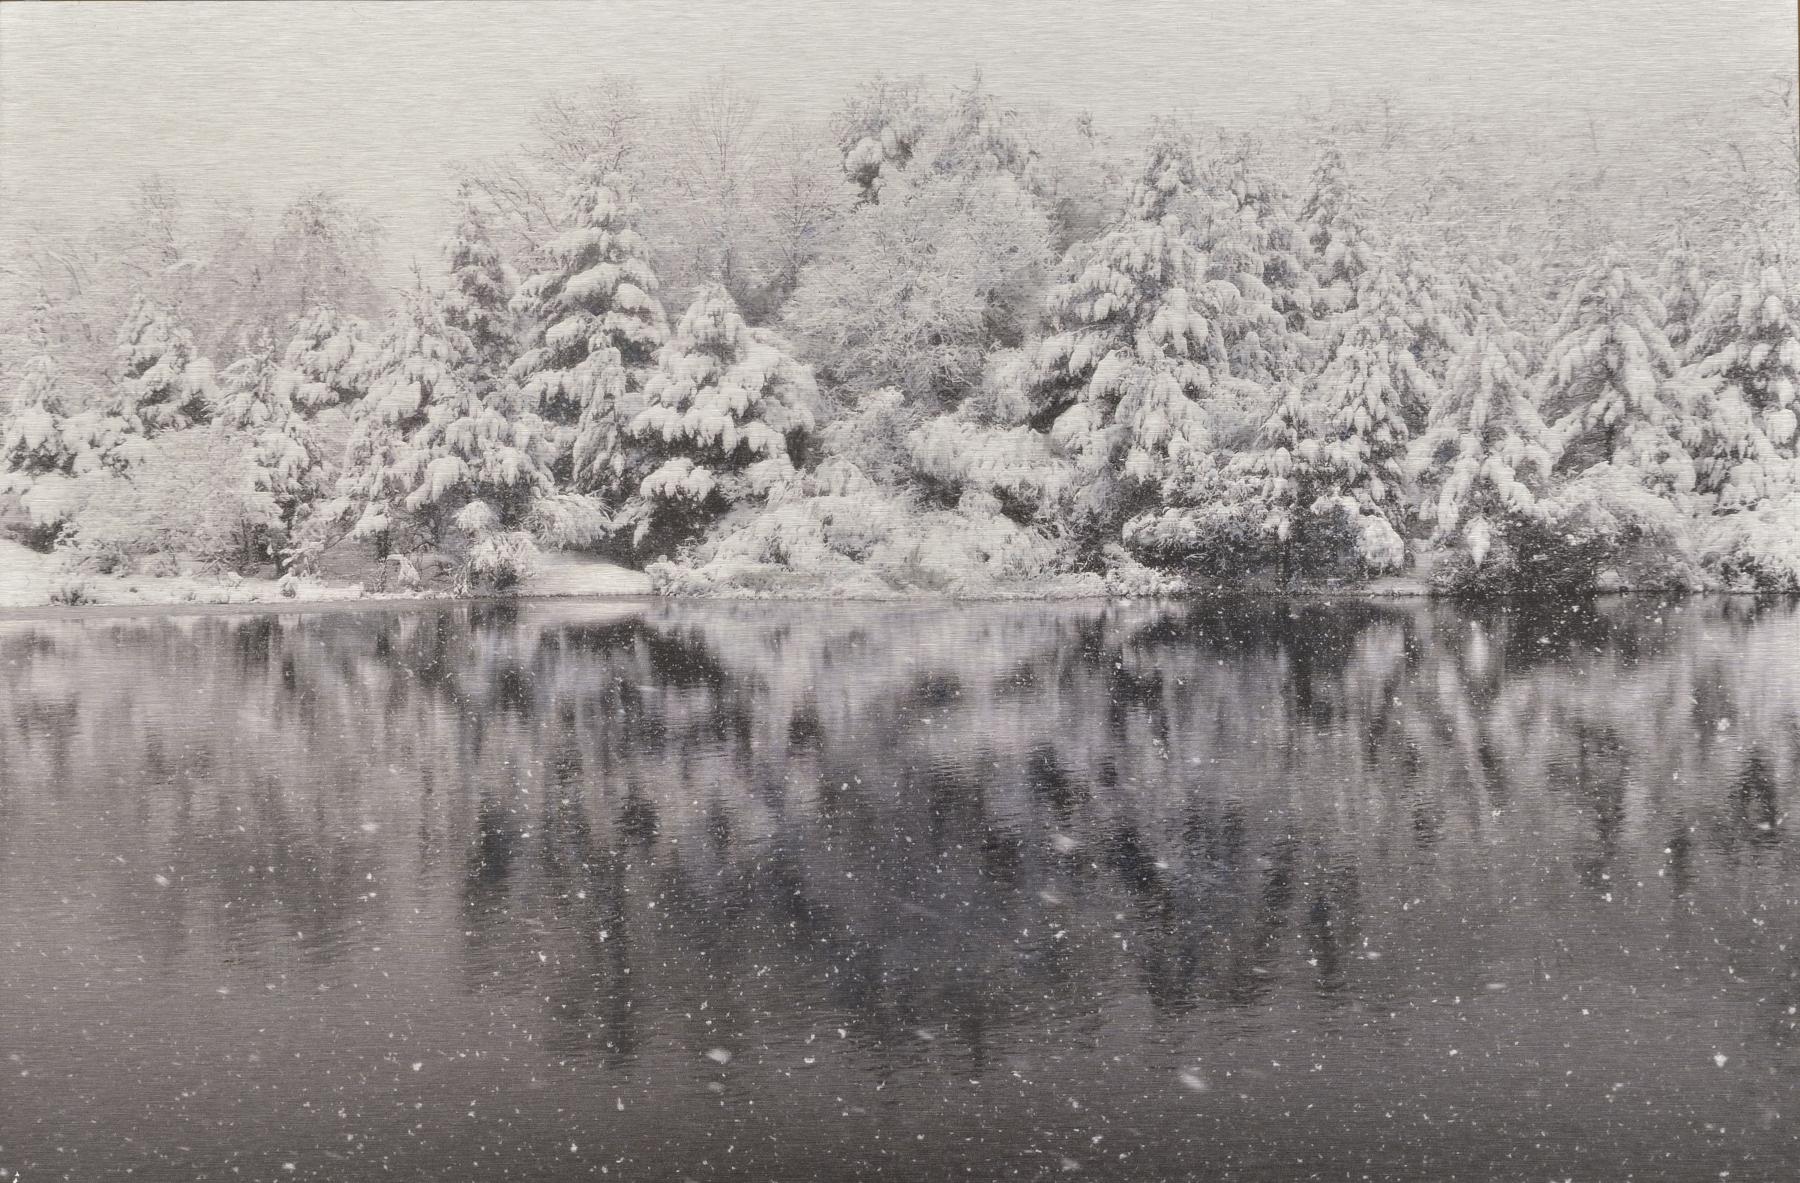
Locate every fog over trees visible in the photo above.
<box><xmin>3</xmin><ymin>70</ymin><xmax>1797</xmax><ymax>596</ymax></box>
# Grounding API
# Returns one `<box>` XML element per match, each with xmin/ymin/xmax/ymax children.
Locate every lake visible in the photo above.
<box><xmin>1</xmin><ymin>597</ymin><xmax>1795</xmax><ymax>1182</ymax></box>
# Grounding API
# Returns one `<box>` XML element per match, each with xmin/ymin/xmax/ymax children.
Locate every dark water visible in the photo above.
<box><xmin>1</xmin><ymin>597</ymin><xmax>1796</xmax><ymax>1182</ymax></box>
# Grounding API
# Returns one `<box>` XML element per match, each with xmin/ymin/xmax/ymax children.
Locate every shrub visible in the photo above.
<box><xmin>1431</xmin><ymin>464</ymin><xmax>1697</xmax><ymax>596</ymax></box>
<box><xmin>48</xmin><ymin>577</ymin><xmax>95</xmax><ymax>606</ymax></box>
<box><xmin>1699</xmin><ymin>495</ymin><xmax>1800</xmax><ymax>591</ymax></box>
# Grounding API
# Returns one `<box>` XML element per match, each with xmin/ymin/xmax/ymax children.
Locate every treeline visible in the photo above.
<box><xmin>2</xmin><ymin>74</ymin><xmax>1797</xmax><ymax>596</ymax></box>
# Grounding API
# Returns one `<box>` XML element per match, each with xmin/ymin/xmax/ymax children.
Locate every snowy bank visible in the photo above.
<box><xmin>0</xmin><ymin>540</ymin><xmax>648</xmax><ymax>610</ymax></box>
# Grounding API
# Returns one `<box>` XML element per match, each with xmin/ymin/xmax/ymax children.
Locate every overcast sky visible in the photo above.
<box><xmin>2</xmin><ymin>0</ymin><xmax>1792</xmax><ymax>278</ymax></box>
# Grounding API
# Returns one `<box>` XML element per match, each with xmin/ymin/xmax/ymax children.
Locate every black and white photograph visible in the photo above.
<box><xmin>1</xmin><ymin>1</ymin><xmax>1797</xmax><ymax>1179</ymax></box>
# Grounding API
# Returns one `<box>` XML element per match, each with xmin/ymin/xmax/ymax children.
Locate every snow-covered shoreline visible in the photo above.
<box><xmin>8</xmin><ymin>541</ymin><xmax>1783</xmax><ymax>620</ymax></box>
<box><xmin>0</xmin><ymin>540</ymin><xmax>651</xmax><ymax>612</ymax></box>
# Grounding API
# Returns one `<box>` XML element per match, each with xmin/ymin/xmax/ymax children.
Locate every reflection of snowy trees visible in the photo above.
<box><xmin>1</xmin><ymin>599</ymin><xmax>1795</xmax><ymax>1069</ymax></box>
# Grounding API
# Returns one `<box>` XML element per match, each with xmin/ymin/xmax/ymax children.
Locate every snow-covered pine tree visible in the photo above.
<box><xmin>1657</xmin><ymin>231</ymin><xmax>1715</xmax><ymax>365</ymax></box>
<box><xmin>104</xmin><ymin>296</ymin><xmax>215</xmax><ymax>469</ymax></box>
<box><xmin>332</xmin><ymin>286</ymin><xmax>470</xmax><ymax>551</ymax></box>
<box><xmin>275</xmin><ymin>306</ymin><xmax>370</xmax><ymax>414</ymax></box>
<box><xmin>215</xmin><ymin>331</ymin><xmax>330</xmax><ymax>560</ymax></box>
<box><xmin>3</xmin><ymin>356</ymin><xmax>92</xmax><ymax>489</ymax></box>
<box><xmin>1412</xmin><ymin>313</ymin><xmax>1554</xmax><ymax>567</ymax></box>
<box><xmin>1</xmin><ymin>354</ymin><xmax>107</xmax><ymax>540</ymax></box>
<box><xmin>1228</xmin><ymin>379</ymin><xmax>1332</xmax><ymax>573</ymax></box>
<box><xmin>509</xmin><ymin>157</ymin><xmax>667</xmax><ymax>497</ymax></box>
<box><xmin>1191</xmin><ymin>142</ymin><xmax>1315</xmax><ymax>391</ymax></box>
<box><xmin>1677</xmin><ymin>256</ymin><xmax>1800</xmax><ymax>509</ymax></box>
<box><xmin>1299</xmin><ymin>147</ymin><xmax>1378</xmax><ymax>321</ymax></box>
<box><xmin>1391</xmin><ymin>237</ymin><xmax>1471</xmax><ymax>402</ymax></box>
<box><xmin>441</xmin><ymin>181</ymin><xmax>515</xmax><ymax>381</ymax></box>
<box><xmin>1022</xmin><ymin>120</ymin><xmax>1235</xmax><ymax>551</ymax></box>
<box><xmin>621</xmin><ymin>284</ymin><xmax>815</xmax><ymax>554</ymax></box>
<box><xmin>1309</xmin><ymin>263</ymin><xmax>1431</xmax><ymax>543</ymax></box>
<box><xmin>1541</xmin><ymin>249</ymin><xmax>1693</xmax><ymax>494</ymax></box>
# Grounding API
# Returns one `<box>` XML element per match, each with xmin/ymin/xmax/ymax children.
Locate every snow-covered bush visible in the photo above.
<box><xmin>457</xmin><ymin>526</ymin><xmax>540</xmax><ymax>594</ymax></box>
<box><xmin>1698</xmin><ymin>494</ymin><xmax>1800</xmax><ymax>591</ymax></box>
<box><xmin>69</xmin><ymin>425</ymin><xmax>280</xmax><ymax>570</ymax></box>
<box><xmin>1432</xmin><ymin>463</ymin><xmax>1695</xmax><ymax>595</ymax></box>
<box><xmin>905</xmin><ymin>412</ymin><xmax>1072</xmax><ymax>522</ymax></box>
<box><xmin>650</xmin><ymin>436</ymin><xmax>1063</xmax><ymax>599</ymax></box>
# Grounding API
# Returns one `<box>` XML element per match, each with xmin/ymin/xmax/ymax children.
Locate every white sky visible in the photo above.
<box><xmin>2</xmin><ymin>0</ymin><xmax>1793</xmax><ymax>278</ymax></box>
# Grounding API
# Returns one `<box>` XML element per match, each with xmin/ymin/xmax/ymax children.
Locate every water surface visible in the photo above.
<box><xmin>1</xmin><ymin>597</ymin><xmax>1796</xmax><ymax>1181</ymax></box>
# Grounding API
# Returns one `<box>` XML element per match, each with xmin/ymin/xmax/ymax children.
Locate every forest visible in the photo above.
<box><xmin>2</xmin><ymin>72</ymin><xmax>1797</xmax><ymax>601</ymax></box>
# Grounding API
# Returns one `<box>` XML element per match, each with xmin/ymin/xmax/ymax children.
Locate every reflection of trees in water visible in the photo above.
<box><xmin>0</xmin><ymin>596</ymin><xmax>1795</xmax><ymax>1073</ymax></box>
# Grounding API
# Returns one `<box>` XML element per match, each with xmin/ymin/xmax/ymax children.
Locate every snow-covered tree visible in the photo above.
<box><xmin>441</xmin><ymin>181</ymin><xmax>516</xmax><ymax>380</ymax></box>
<box><xmin>275</xmin><ymin>306</ymin><xmax>370</xmax><ymax>415</ymax></box>
<box><xmin>1191</xmin><ymin>143</ymin><xmax>1316</xmax><ymax>390</ymax></box>
<box><xmin>783</xmin><ymin>166</ymin><xmax>1052</xmax><ymax>407</ymax></box>
<box><xmin>71</xmin><ymin>424</ymin><xmax>279</xmax><ymax>571</ymax></box>
<box><xmin>1677</xmin><ymin>257</ymin><xmax>1800</xmax><ymax>509</ymax></box>
<box><xmin>104</xmin><ymin>297</ymin><xmax>215</xmax><ymax>469</ymax></box>
<box><xmin>621</xmin><ymin>284</ymin><xmax>815</xmax><ymax>553</ymax></box>
<box><xmin>509</xmin><ymin>158</ymin><xmax>667</xmax><ymax>495</ymax></box>
<box><xmin>215</xmin><ymin>332</ymin><xmax>330</xmax><ymax>559</ymax></box>
<box><xmin>1021</xmin><ymin>122</ymin><xmax>1236</xmax><ymax>549</ymax></box>
<box><xmin>3</xmin><ymin>356</ymin><xmax>92</xmax><ymax>489</ymax></box>
<box><xmin>1541</xmin><ymin>250</ymin><xmax>1692</xmax><ymax>494</ymax></box>
<box><xmin>833</xmin><ymin>74</ymin><xmax>932</xmax><ymax>203</ymax></box>
<box><xmin>1299</xmin><ymin>148</ymin><xmax>1378</xmax><ymax>320</ymax></box>
<box><xmin>1391</xmin><ymin>238</ymin><xmax>1473</xmax><ymax>398</ymax></box>
<box><xmin>920</xmin><ymin>73</ymin><xmax>1038</xmax><ymax>187</ymax></box>
<box><xmin>1226</xmin><ymin>380</ymin><xmax>1333</xmax><ymax>566</ymax></box>
<box><xmin>1412</xmin><ymin>313</ymin><xmax>1554</xmax><ymax>567</ymax></box>
<box><xmin>1</xmin><ymin>354</ymin><xmax>107</xmax><ymax>539</ymax></box>
<box><xmin>332</xmin><ymin>287</ymin><xmax>470</xmax><ymax>550</ymax></box>
<box><xmin>1658</xmin><ymin>232</ymin><xmax>1715</xmax><ymax>364</ymax></box>
<box><xmin>1307</xmin><ymin>266</ymin><xmax>1429</xmax><ymax>540</ymax></box>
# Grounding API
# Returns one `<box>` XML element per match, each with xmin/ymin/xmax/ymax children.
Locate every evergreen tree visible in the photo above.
<box><xmin>1</xmin><ymin>354</ymin><xmax>107</xmax><ymax>538</ymax></box>
<box><xmin>441</xmin><ymin>181</ymin><xmax>515</xmax><ymax>380</ymax></box>
<box><xmin>333</xmin><ymin>286</ymin><xmax>468</xmax><ymax>549</ymax></box>
<box><xmin>1023</xmin><ymin>121</ymin><xmax>1235</xmax><ymax>549</ymax></box>
<box><xmin>1192</xmin><ymin>143</ymin><xmax>1315</xmax><ymax>389</ymax></box>
<box><xmin>1310</xmin><ymin>265</ymin><xmax>1430</xmax><ymax>535</ymax></box>
<box><xmin>1413</xmin><ymin>313</ymin><xmax>1554</xmax><ymax>566</ymax></box>
<box><xmin>105</xmin><ymin>297</ymin><xmax>215</xmax><ymax>469</ymax></box>
<box><xmin>1541</xmin><ymin>249</ymin><xmax>1692</xmax><ymax>494</ymax></box>
<box><xmin>510</xmin><ymin>158</ymin><xmax>667</xmax><ymax>496</ymax></box>
<box><xmin>1231</xmin><ymin>380</ymin><xmax>1331</xmax><ymax>562</ymax></box>
<box><xmin>1299</xmin><ymin>148</ymin><xmax>1378</xmax><ymax>320</ymax></box>
<box><xmin>215</xmin><ymin>331</ymin><xmax>329</xmax><ymax>562</ymax></box>
<box><xmin>1678</xmin><ymin>257</ymin><xmax>1800</xmax><ymax>509</ymax></box>
<box><xmin>275</xmin><ymin>306</ymin><xmax>370</xmax><ymax>414</ymax></box>
<box><xmin>621</xmin><ymin>284</ymin><xmax>815</xmax><ymax>553</ymax></box>
<box><xmin>2</xmin><ymin>355</ymin><xmax>93</xmax><ymax>489</ymax></box>
<box><xmin>1392</xmin><ymin>238</ymin><xmax>1472</xmax><ymax>398</ymax></box>
<box><xmin>1658</xmin><ymin>232</ymin><xmax>1714</xmax><ymax>364</ymax></box>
